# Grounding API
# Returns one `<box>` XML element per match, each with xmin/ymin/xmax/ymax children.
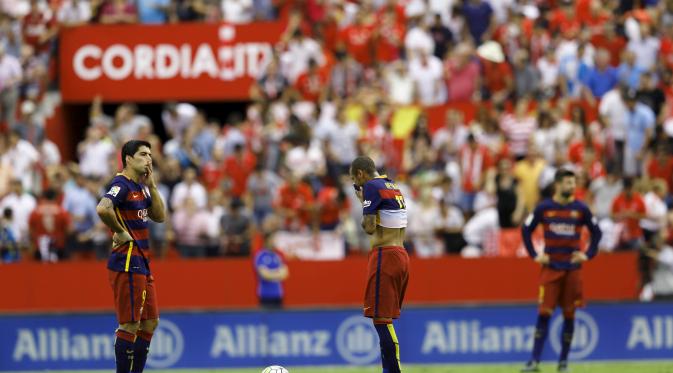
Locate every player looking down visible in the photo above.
<box><xmin>350</xmin><ymin>156</ymin><xmax>409</xmax><ymax>373</ymax></box>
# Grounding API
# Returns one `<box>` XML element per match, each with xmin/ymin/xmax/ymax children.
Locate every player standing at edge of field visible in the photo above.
<box><xmin>96</xmin><ymin>140</ymin><xmax>166</xmax><ymax>373</ymax></box>
<box><xmin>521</xmin><ymin>168</ymin><xmax>602</xmax><ymax>372</ymax></box>
<box><xmin>350</xmin><ymin>156</ymin><xmax>409</xmax><ymax>373</ymax></box>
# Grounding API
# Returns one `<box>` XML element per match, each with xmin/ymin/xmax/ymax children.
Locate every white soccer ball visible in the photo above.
<box><xmin>262</xmin><ymin>366</ymin><xmax>289</xmax><ymax>373</ymax></box>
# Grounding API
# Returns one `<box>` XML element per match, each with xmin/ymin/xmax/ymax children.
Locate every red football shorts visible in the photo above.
<box><xmin>108</xmin><ymin>270</ymin><xmax>159</xmax><ymax>324</ymax></box>
<box><xmin>364</xmin><ymin>246</ymin><xmax>409</xmax><ymax>319</ymax></box>
<box><xmin>538</xmin><ymin>267</ymin><xmax>584</xmax><ymax>315</ymax></box>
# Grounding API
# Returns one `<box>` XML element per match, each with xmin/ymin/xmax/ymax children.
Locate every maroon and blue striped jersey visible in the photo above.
<box><xmin>362</xmin><ymin>175</ymin><xmax>408</xmax><ymax>228</ymax></box>
<box><xmin>103</xmin><ymin>174</ymin><xmax>152</xmax><ymax>274</ymax></box>
<box><xmin>521</xmin><ymin>198</ymin><xmax>602</xmax><ymax>270</ymax></box>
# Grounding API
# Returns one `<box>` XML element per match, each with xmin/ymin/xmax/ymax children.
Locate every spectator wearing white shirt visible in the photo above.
<box><xmin>170</xmin><ymin>167</ymin><xmax>207</xmax><ymax>210</ymax></box>
<box><xmin>162</xmin><ymin>102</ymin><xmax>196</xmax><ymax>141</ymax></box>
<box><xmin>408</xmin><ymin>187</ymin><xmax>443</xmax><ymax>258</ymax></box>
<box><xmin>408</xmin><ymin>50</ymin><xmax>445</xmax><ymax>105</ymax></box>
<box><xmin>384</xmin><ymin>61</ymin><xmax>415</xmax><ymax>105</ymax></box>
<box><xmin>280</xmin><ymin>30</ymin><xmax>324</xmax><ymax>84</ymax></box>
<box><xmin>57</xmin><ymin>0</ymin><xmax>91</xmax><ymax>26</ymax></box>
<box><xmin>326</xmin><ymin>108</ymin><xmax>360</xmax><ymax>174</ymax></box>
<box><xmin>405</xmin><ymin>19</ymin><xmax>435</xmax><ymax>60</ymax></box>
<box><xmin>0</xmin><ymin>44</ymin><xmax>22</xmax><ymax>128</ymax></box>
<box><xmin>0</xmin><ymin>178</ymin><xmax>36</xmax><ymax>246</ymax></box>
<box><xmin>640</xmin><ymin>179</ymin><xmax>668</xmax><ymax>246</ymax></box>
<box><xmin>222</xmin><ymin>0</ymin><xmax>253</xmax><ymax>23</ymax></box>
<box><xmin>285</xmin><ymin>138</ymin><xmax>326</xmax><ymax>180</ymax></box>
<box><xmin>599</xmin><ymin>85</ymin><xmax>628</xmax><ymax>174</ymax></box>
<box><xmin>536</xmin><ymin>48</ymin><xmax>559</xmax><ymax>97</ymax></box>
<box><xmin>78</xmin><ymin>126</ymin><xmax>116</xmax><ymax>179</ymax></box>
<box><xmin>627</xmin><ymin>24</ymin><xmax>660</xmax><ymax>71</ymax></box>
<box><xmin>428</xmin><ymin>0</ymin><xmax>455</xmax><ymax>26</ymax></box>
<box><xmin>4</xmin><ymin>130</ymin><xmax>39</xmax><ymax>192</ymax></box>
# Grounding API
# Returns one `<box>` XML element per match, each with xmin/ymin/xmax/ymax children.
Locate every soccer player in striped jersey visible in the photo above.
<box><xmin>520</xmin><ymin>168</ymin><xmax>602</xmax><ymax>372</ymax></box>
<box><xmin>351</xmin><ymin>156</ymin><xmax>409</xmax><ymax>373</ymax></box>
<box><xmin>96</xmin><ymin>140</ymin><xmax>166</xmax><ymax>373</ymax></box>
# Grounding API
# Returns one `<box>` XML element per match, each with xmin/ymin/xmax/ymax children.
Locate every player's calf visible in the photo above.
<box><xmin>374</xmin><ymin>318</ymin><xmax>401</xmax><ymax>373</ymax></box>
<box><xmin>132</xmin><ymin>319</ymin><xmax>159</xmax><ymax>373</ymax></box>
<box><xmin>115</xmin><ymin>322</ymin><xmax>140</xmax><ymax>373</ymax></box>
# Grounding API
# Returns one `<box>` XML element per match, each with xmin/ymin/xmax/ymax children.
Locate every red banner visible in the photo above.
<box><xmin>59</xmin><ymin>22</ymin><xmax>285</xmax><ymax>103</ymax></box>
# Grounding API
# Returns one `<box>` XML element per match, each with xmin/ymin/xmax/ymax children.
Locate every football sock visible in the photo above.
<box><xmin>531</xmin><ymin>314</ymin><xmax>551</xmax><ymax>363</ymax></box>
<box><xmin>374</xmin><ymin>322</ymin><xmax>401</xmax><ymax>373</ymax></box>
<box><xmin>114</xmin><ymin>329</ymin><xmax>136</xmax><ymax>373</ymax></box>
<box><xmin>559</xmin><ymin>318</ymin><xmax>575</xmax><ymax>363</ymax></box>
<box><xmin>131</xmin><ymin>331</ymin><xmax>153</xmax><ymax>372</ymax></box>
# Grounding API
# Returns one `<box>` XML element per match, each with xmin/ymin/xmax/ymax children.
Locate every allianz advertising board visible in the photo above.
<box><xmin>1</xmin><ymin>303</ymin><xmax>672</xmax><ymax>370</ymax></box>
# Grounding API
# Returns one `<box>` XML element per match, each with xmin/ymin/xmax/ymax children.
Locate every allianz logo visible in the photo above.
<box><xmin>11</xmin><ymin>319</ymin><xmax>184</xmax><ymax>369</ymax></box>
<box><xmin>422</xmin><ymin>310</ymin><xmax>599</xmax><ymax>357</ymax></box>
<box><xmin>210</xmin><ymin>315</ymin><xmax>380</xmax><ymax>365</ymax></box>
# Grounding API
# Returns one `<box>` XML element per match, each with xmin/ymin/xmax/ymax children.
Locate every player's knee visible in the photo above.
<box><xmin>119</xmin><ymin>322</ymin><xmax>141</xmax><ymax>334</ymax></box>
<box><xmin>373</xmin><ymin>317</ymin><xmax>392</xmax><ymax>325</ymax></box>
<box><xmin>140</xmin><ymin>318</ymin><xmax>159</xmax><ymax>333</ymax></box>
<box><xmin>538</xmin><ymin>308</ymin><xmax>553</xmax><ymax>317</ymax></box>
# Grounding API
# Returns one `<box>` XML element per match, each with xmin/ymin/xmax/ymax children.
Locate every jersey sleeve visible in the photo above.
<box><xmin>102</xmin><ymin>180</ymin><xmax>129</xmax><ymax>208</ymax></box>
<box><xmin>362</xmin><ymin>181</ymin><xmax>382</xmax><ymax>216</ymax></box>
<box><xmin>143</xmin><ymin>185</ymin><xmax>153</xmax><ymax>206</ymax></box>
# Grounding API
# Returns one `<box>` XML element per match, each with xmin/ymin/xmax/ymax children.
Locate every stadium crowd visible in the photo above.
<box><xmin>2</xmin><ymin>0</ymin><xmax>673</xmax><ymax>296</ymax></box>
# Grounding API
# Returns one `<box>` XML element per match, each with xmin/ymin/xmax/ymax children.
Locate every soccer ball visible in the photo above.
<box><xmin>262</xmin><ymin>366</ymin><xmax>289</xmax><ymax>373</ymax></box>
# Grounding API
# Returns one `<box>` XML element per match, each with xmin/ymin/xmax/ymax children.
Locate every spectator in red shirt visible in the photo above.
<box><xmin>445</xmin><ymin>43</ymin><xmax>480</xmax><ymax>102</ymax></box>
<box><xmin>223</xmin><ymin>144</ymin><xmax>256</xmax><ymax>198</ymax></box>
<box><xmin>660</xmin><ymin>23</ymin><xmax>673</xmax><ymax>70</ymax></box>
<box><xmin>374</xmin><ymin>9</ymin><xmax>405</xmax><ymax>63</ymax></box>
<box><xmin>645</xmin><ymin>144</ymin><xmax>673</xmax><ymax>194</ymax></box>
<box><xmin>315</xmin><ymin>185</ymin><xmax>348</xmax><ymax>231</ymax></box>
<box><xmin>275</xmin><ymin>173</ymin><xmax>315</xmax><ymax>231</ymax></box>
<box><xmin>591</xmin><ymin>22</ymin><xmax>627</xmax><ymax>67</ymax></box>
<box><xmin>295</xmin><ymin>59</ymin><xmax>329</xmax><ymax>102</ymax></box>
<box><xmin>481</xmin><ymin>58</ymin><xmax>514</xmax><ymax>104</ymax></box>
<box><xmin>549</xmin><ymin>0</ymin><xmax>580</xmax><ymax>36</ymax></box>
<box><xmin>100</xmin><ymin>0</ymin><xmax>138</xmax><ymax>24</ymax></box>
<box><xmin>611</xmin><ymin>177</ymin><xmax>646</xmax><ymax>251</ymax></box>
<box><xmin>22</xmin><ymin>0</ymin><xmax>57</xmax><ymax>56</ymax></box>
<box><xmin>29</xmin><ymin>189</ymin><xmax>71</xmax><ymax>262</ymax></box>
<box><xmin>339</xmin><ymin>11</ymin><xmax>374</xmax><ymax>66</ymax></box>
<box><xmin>568</xmin><ymin>124</ymin><xmax>603</xmax><ymax>165</ymax></box>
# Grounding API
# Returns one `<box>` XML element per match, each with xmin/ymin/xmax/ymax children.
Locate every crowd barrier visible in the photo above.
<box><xmin>1</xmin><ymin>302</ymin><xmax>672</xmax><ymax>370</ymax></box>
<box><xmin>0</xmin><ymin>252</ymin><xmax>638</xmax><ymax>312</ymax></box>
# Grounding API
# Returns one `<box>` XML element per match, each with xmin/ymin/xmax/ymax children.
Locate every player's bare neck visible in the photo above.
<box><xmin>121</xmin><ymin>169</ymin><xmax>141</xmax><ymax>183</ymax></box>
<box><xmin>553</xmin><ymin>195</ymin><xmax>574</xmax><ymax>205</ymax></box>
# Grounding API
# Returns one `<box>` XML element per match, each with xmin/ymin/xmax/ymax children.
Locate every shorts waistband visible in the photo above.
<box><xmin>374</xmin><ymin>246</ymin><xmax>406</xmax><ymax>251</ymax></box>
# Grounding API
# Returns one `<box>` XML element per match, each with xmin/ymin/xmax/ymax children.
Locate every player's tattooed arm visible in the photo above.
<box><xmin>362</xmin><ymin>215</ymin><xmax>377</xmax><ymax>235</ymax></box>
<box><xmin>146</xmin><ymin>186</ymin><xmax>166</xmax><ymax>223</ymax></box>
<box><xmin>96</xmin><ymin>198</ymin><xmax>125</xmax><ymax>234</ymax></box>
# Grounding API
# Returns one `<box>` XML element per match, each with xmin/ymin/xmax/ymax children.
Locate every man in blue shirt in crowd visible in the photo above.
<box><xmin>254</xmin><ymin>216</ymin><xmax>289</xmax><ymax>309</ymax></box>
<box><xmin>623</xmin><ymin>89</ymin><xmax>655</xmax><ymax>177</ymax></box>
<box><xmin>583</xmin><ymin>49</ymin><xmax>618</xmax><ymax>99</ymax></box>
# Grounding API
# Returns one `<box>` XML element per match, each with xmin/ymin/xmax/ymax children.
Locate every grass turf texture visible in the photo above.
<box><xmin>35</xmin><ymin>361</ymin><xmax>673</xmax><ymax>373</ymax></box>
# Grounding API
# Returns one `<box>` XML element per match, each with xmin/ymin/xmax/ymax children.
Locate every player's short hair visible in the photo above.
<box><xmin>554</xmin><ymin>168</ymin><xmax>575</xmax><ymax>183</ymax></box>
<box><xmin>350</xmin><ymin>156</ymin><xmax>377</xmax><ymax>176</ymax></box>
<box><xmin>121</xmin><ymin>140</ymin><xmax>151</xmax><ymax>169</ymax></box>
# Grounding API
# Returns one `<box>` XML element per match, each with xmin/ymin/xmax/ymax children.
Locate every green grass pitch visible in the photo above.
<box><xmin>47</xmin><ymin>361</ymin><xmax>673</xmax><ymax>373</ymax></box>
